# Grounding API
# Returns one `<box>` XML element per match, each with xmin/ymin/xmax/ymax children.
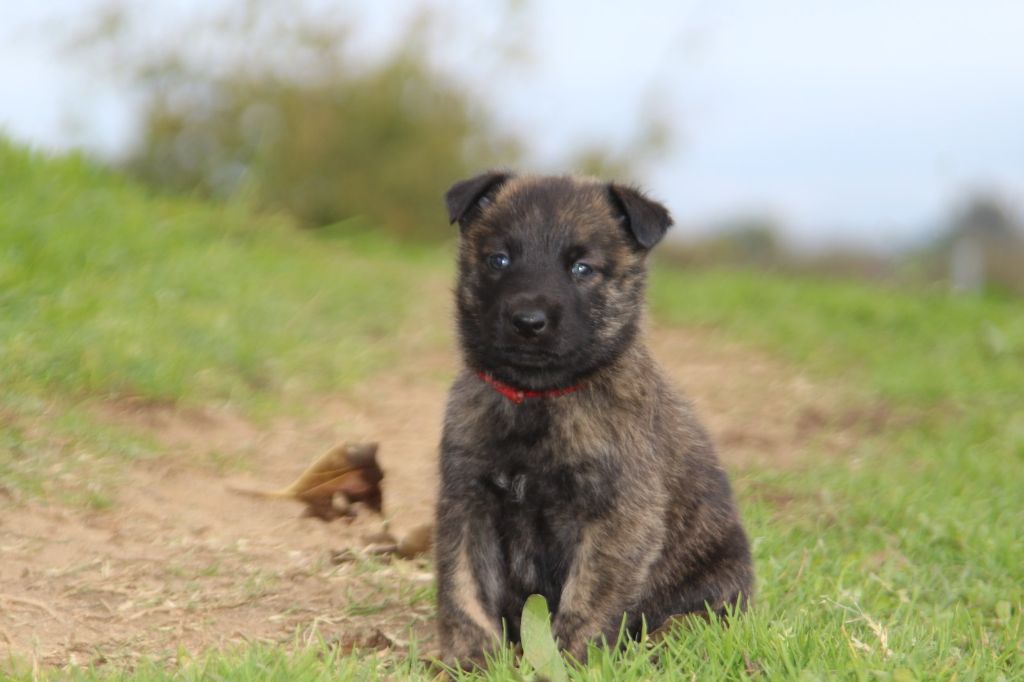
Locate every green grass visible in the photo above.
<box><xmin>0</xmin><ymin>140</ymin><xmax>447</xmax><ymax>500</ymax></box>
<box><xmin>2</xmin><ymin>142</ymin><xmax>1022</xmax><ymax>679</ymax></box>
<box><xmin>645</xmin><ymin>268</ymin><xmax>1024</xmax><ymax>678</ymax></box>
<box><xmin>0</xmin><ymin>140</ymin><xmax>445</xmax><ymax>407</ymax></box>
<box><xmin>650</xmin><ymin>267</ymin><xmax>1024</xmax><ymax>406</ymax></box>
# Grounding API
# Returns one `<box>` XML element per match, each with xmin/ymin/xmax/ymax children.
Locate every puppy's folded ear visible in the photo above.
<box><xmin>607</xmin><ymin>183</ymin><xmax>673</xmax><ymax>250</ymax></box>
<box><xmin>444</xmin><ymin>171</ymin><xmax>513</xmax><ymax>229</ymax></box>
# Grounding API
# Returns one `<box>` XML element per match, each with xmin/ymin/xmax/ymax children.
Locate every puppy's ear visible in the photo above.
<box><xmin>607</xmin><ymin>183</ymin><xmax>673</xmax><ymax>250</ymax></box>
<box><xmin>444</xmin><ymin>171</ymin><xmax>512</xmax><ymax>229</ymax></box>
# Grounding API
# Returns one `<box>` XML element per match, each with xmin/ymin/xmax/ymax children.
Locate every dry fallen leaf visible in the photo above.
<box><xmin>366</xmin><ymin>524</ymin><xmax>434</xmax><ymax>559</ymax></box>
<box><xmin>336</xmin><ymin>627</ymin><xmax>393</xmax><ymax>655</ymax></box>
<box><xmin>227</xmin><ymin>442</ymin><xmax>384</xmax><ymax>521</ymax></box>
<box><xmin>397</xmin><ymin>523</ymin><xmax>434</xmax><ymax>559</ymax></box>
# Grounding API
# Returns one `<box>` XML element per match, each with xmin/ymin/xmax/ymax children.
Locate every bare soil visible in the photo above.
<box><xmin>0</xmin><ymin>316</ymin><xmax>884</xmax><ymax>668</ymax></box>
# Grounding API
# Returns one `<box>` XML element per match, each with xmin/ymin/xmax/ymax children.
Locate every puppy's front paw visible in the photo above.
<box><xmin>439</xmin><ymin>627</ymin><xmax>500</xmax><ymax>671</ymax></box>
<box><xmin>552</xmin><ymin>611</ymin><xmax>590</xmax><ymax>662</ymax></box>
<box><xmin>440</xmin><ymin>651</ymin><xmax>487</xmax><ymax>672</ymax></box>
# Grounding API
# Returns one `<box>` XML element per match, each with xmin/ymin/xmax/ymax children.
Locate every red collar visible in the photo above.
<box><xmin>476</xmin><ymin>371</ymin><xmax>582</xmax><ymax>405</ymax></box>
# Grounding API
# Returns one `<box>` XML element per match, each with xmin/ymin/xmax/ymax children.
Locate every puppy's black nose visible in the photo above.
<box><xmin>511</xmin><ymin>309</ymin><xmax>548</xmax><ymax>337</ymax></box>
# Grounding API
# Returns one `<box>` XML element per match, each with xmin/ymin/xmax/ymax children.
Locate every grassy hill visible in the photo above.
<box><xmin>0</xmin><ymin>139</ymin><xmax>447</xmax><ymax>504</ymax></box>
<box><xmin>1</xmin><ymin>140</ymin><xmax>1021</xmax><ymax>679</ymax></box>
<box><xmin>0</xmin><ymin>140</ymin><xmax>448</xmax><ymax>407</ymax></box>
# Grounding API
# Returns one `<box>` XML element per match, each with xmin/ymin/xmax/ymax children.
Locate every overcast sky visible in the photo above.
<box><xmin>2</xmin><ymin>0</ymin><xmax>1022</xmax><ymax>250</ymax></box>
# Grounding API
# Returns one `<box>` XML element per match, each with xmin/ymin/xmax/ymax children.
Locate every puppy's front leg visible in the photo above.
<box><xmin>435</xmin><ymin>494</ymin><xmax>505</xmax><ymax>665</ymax></box>
<box><xmin>553</xmin><ymin>499</ymin><xmax>665</xmax><ymax>660</ymax></box>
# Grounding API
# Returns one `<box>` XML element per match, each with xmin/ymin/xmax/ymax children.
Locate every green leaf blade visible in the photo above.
<box><xmin>520</xmin><ymin>594</ymin><xmax>569</xmax><ymax>682</ymax></box>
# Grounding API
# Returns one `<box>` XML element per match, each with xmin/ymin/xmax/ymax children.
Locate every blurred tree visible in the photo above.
<box><xmin>566</xmin><ymin>105</ymin><xmax>671</xmax><ymax>183</ymax></box>
<box><xmin>945</xmin><ymin>195</ymin><xmax>1024</xmax><ymax>294</ymax></box>
<box><xmin>681</xmin><ymin>215</ymin><xmax>786</xmax><ymax>268</ymax></box>
<box><xmin>948</xmin><ymin>195</ymin><xmax>1019</xmax><ymax>243</ymax></box>
<box><xmin>68</xmin><ymin>2</ymin><xmax>522</xmax><ymax>239</ymax></box>
<box><xmin>909</xmin><ymin>193</ymin><xmax>1024</xmax><ymax>295</ymax></box>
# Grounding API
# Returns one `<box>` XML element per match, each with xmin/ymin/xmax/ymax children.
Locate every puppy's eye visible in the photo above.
<box><xmin>570</xmin><ymin>261</ymin><xmax>594</xmax><ymax>278</ymax></box>
<box><xmin>487</xmin><ymin>253</ymin><xmax>511</xmax><ymax>271</ymax></box>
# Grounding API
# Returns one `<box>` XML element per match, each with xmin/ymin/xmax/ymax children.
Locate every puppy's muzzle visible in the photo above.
<box><xmin>503</xmin><ymin>292</ymin><xmax>561</xmax><ymax>341</ymax></box>
<box><xmin>510</xmin><ymin>308</ymin><xmax>548</xmax><ymax>338</ymax></box>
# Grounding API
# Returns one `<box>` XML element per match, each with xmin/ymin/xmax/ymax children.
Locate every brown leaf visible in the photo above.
<box><xmin>227</xmin><ymin>442</ymin><xmax>384</xmax><ymax>520</ymax></box>
<box><xmin>336</xmin><ymin>627</ymin><xmax>393</xmax><ymax>655</ymax></box>
<box><xmin>397</xmin><ymin>523</ymin><xmax>434</xmax><ymax>559</ymax></box>
<box><xmin>362</xmin><ymin>529</ymin><xmax>399</xmax><ymax>546</ymax></box>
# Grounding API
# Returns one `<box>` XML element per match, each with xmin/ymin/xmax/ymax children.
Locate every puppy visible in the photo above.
<box><xmin>434</xmin><ymin>172</ymin><xmax>753</xmax><ymax>663</ymax></box>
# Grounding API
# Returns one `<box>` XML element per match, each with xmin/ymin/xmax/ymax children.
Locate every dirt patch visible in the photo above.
<box><xmin>0</xmin><ymin>318</ymin><xmax>883</xmax><ymax>667</ymax></box>
<box><xmin>647</xmin><ymin>322</ymin><xmax>889</xmax><ymax>468</ymax></box>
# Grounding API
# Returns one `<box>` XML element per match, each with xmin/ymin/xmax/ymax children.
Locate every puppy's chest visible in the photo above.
<box><xmin>457</xmin><ymin>400</ymin><xmax>625</xmax><ymax>605</ymax></box>
<box><xmin>477</xmin><ymin>406</ymin><xmax>619</xmax><ymax>510</ymax></box>
<box><xmin>482</xmin><ymin>457</ymin><xmax>606</xmax><ymax>519</ymax></box>
<box><xmin>481</xmin><ymin>435</ymin><xmax>619</xmax><ymax>547</ymax></box>
<box><xmin>482</xmin><ymin>447</ymin><xmax>616</xmax><ymax>602</ymax></box>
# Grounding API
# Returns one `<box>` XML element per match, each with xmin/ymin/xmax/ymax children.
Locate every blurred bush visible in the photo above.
<box><xmin>659</xmin><ymin>215</ymin><xmax>897</xmax><ymax>282</ymax></box>
<box><xmin>73</xmin><ymin>3</ymin><xmax>521</xmax><ymax>240</ymax></box>
<box><xmin>666</xmin><ymin>216</ymin><xmax>786</xmax><ymax>269</ymax></box>
<box><xmin>662</xmin><ymin>195</ymin><xmax>1023</xmax><ymax>296</ymax></box>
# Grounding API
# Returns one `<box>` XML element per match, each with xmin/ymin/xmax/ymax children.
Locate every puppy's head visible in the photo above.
<box><xmin>445</xmin><ymin>171</ymin><xmax>672</xmax><ymax>390</ymax></box>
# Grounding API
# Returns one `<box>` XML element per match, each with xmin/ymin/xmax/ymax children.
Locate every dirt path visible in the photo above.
<box><xmin>0</xmin><ymin>313</ymin><xmax>878</xmax><ymax>668</ymax></box>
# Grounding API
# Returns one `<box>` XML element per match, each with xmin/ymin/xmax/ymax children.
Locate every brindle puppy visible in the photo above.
<box><xmin>435</xmin><ymin>171</ymin><xmax>753</xmax><ymax>664</ymax></box>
